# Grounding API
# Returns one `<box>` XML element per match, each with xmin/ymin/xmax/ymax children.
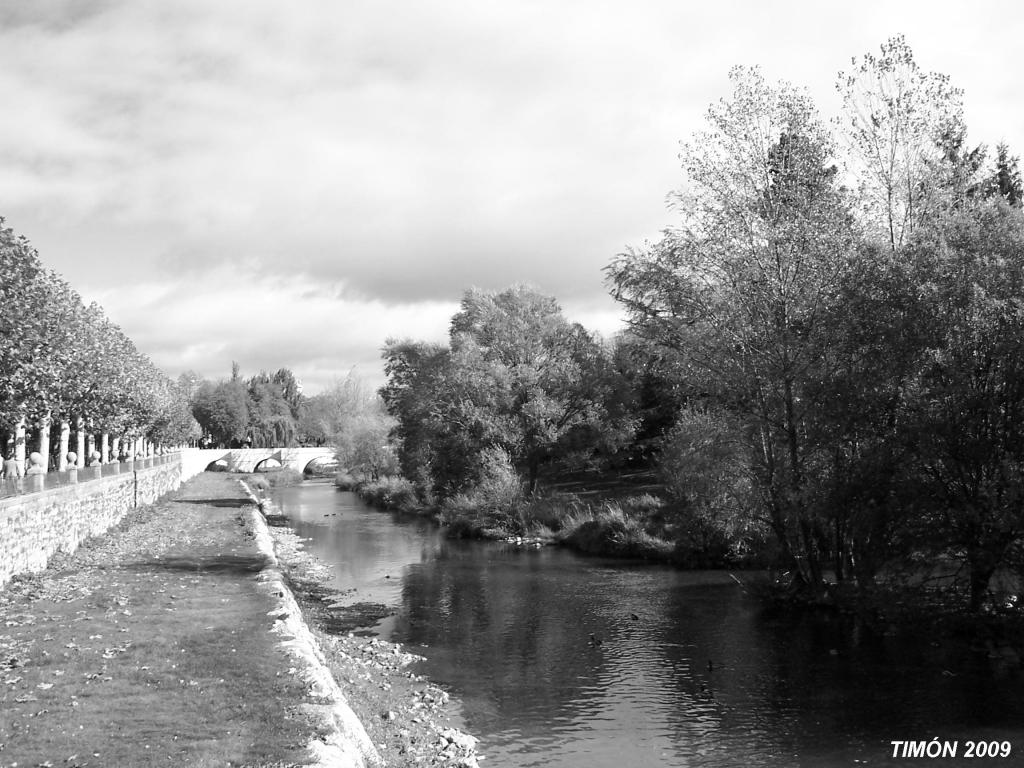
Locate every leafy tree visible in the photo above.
<box><xmin>300</xmin><ymin>370</ymin><xmax>366</xmax><ymax>444</ymax></box>
<box><xmin>447</xmin><ymin>285</ymin><xmax>632</xmax><ymax>491</ymax></box>
<box><xmin>176</xmin><ymin>370</ymin><xmax>203</xmax><ymax>404</ymax></box>
<box><xmin>608</xmin><ymin>335</ymin><xmax>682</xmax><ymax>444</ymax></box>
<box><xmin>902</xmin><ymin>200</ymin><xmax>1024</xmax><ymax>610</ymax></box>
<box><xmin>334</xmin><ymin>404</ymin><xmax>397</xmax><ymax>480</ymax></box>
<box><xmin>838</xmin><ymin>34</ymin><xmax>965</xmax><ymax>251</ymax></box>
<box><xmin>149</xmin><ymin>379</ymin><xmax>202</xmax><ymax>446</ymax></box>
<box><xmin>657</xmin><ymin>405</ymin><xmax>756</xmax><ymax>563</ymax></box>
<box><xmin>608</xmin><ymin>67</ymin><xmax>859</xmax><ymax>590</ymax></box>
<box><xmin>247</xmin><ymin>371</ymin><xmax>297</xmax><ymax>447</ymax></box>
<box><xmin>380</xmin><ymin>340</ymin><xmax>451</xmax><ymax>494</ymax></box>
<box><xmin>0</xmin><ymin>219</ymin><xmax>47</xmax><ymax>429</ymax></box>
<box><xmin>271</xmin><ymin>368</ymin><xmax>304</xmax><ymax>422</ymax></box>
<box><xmin>2</xmin><ymin>218</ymin><xmax>193</xmax><ymax>459</ymax></box>
<box><xmin>381</xmin><ymin>286</ymin><xmax>632</xmax><ymax>498</ymax></box>
<box><xmin>192</xmin><ymin>379</ymin><xmax>249</xmax><ymax>446</ymax></box>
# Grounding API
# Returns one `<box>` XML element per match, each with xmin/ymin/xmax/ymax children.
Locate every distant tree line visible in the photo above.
<box><xmin>185</xmin><ymin>365</ymin><xmax>394</xmax><ymax>477</ymax></box>
<box><xmin>1</xmin><ymin>218</ymin><xmax>199</xmax><ymax>469</ymax></box>
<box><xmin>380</xmin><ymin>37</ymin><xmax>1024</xmax><ymax>612</ymax></box>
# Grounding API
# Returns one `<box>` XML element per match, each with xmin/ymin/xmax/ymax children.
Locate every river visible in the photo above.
<box><xmin>273</xmin><ymin>480</ymin><xmax>1024</xmax><ymax>767</ymax></box>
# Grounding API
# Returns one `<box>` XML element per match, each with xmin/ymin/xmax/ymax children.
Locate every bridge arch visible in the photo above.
<box><xmin>187</xmin><ymin>447</ymin><xmax>336</xmax><ymax>475</ymax></box>
<box><xmin>301</xmin><ymin>455</ymin><xmax>339</xmax><ymax>476</ymax></box>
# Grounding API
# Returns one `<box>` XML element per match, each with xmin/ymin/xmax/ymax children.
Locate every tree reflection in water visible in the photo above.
<box><xmin>277</xmin><ymin>483</ymin><xmax>1024</xmax><ymax>768</ymax></box>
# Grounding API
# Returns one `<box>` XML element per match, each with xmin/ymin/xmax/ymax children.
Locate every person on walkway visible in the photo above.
<box><xmin>3</xmin><ymin>451</ymin><xmax>22</xmax><ymax>480</ymax></box>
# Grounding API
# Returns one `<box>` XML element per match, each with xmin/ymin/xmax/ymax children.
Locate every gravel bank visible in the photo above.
<box><xmin>253</xmin><ymin>488</ymin><xmax>484</xmax><ymax>768</ymax></box>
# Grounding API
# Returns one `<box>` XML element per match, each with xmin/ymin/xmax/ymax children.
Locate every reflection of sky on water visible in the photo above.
<box><xmin>274</xmin><ymin>482</ymin><xmax>1024</xmax><ymax>768</ymax></box>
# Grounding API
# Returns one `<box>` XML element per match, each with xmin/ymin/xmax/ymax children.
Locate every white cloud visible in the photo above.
<box><xmin>3</xmin><ymin>0</ymin><xmax>1024</xmax><ymax>388</ymax></box>
<box><xmin>84</xmin><ymin>268</ymin><xmax>458</xmax><ymax>392</ymax></box>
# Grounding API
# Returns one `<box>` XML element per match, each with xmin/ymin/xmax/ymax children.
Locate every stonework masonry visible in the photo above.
<box><xmin>0</xmin><ymin>459</ymin><xmax>182</xmax><ymax>588</ymax></box>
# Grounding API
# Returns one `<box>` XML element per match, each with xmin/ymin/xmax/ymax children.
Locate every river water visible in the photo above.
<box><xmin>273</xmin><ymin>481</ymin><xmax>1024</xmax><ymax>767</ymax></box>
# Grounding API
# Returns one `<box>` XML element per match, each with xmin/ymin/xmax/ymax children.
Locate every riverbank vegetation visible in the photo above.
<box><xmin>366</xmin><ymin>37</ymin><xmax>1024</xmax><ymax>620</ymax></box>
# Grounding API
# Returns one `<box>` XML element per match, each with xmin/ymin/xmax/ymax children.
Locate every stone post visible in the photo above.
<box><xmin>101</xmin><ymin>433</ymin><xmax>110</xmax><ymax>463</ymax></box>
<box><xmin>58</xmin><ymin>420</ymin><xmax>70</xmax><ymax>471</ymax></box>
<box><xmin>37</xmin><ymin>414</ymin><xmax>51</xmax><ymax>472</ymax></box>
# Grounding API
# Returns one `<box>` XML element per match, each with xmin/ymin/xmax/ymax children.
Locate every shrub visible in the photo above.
<box><xmin>560</xmin><ymin>501</ymin><xmax>673</xmax><ymax>559</ymax></box>
<box><xmin>334</xmin><ymin>471</ymin><xmax>358</xmax><ymax>490</ymax></box>
<box><xmin>357</xmin><ymin>476</ymin><xmax>418</xmax><ymax>512</ymax></box>
<box><xmin>440</xmin><ymin>447</ymin><xmax>527</xmax><ymax>537</ymax></box>
<box><xmin>657</xmin><ymin>405</ymin><xmax>759</xmax><ymax>561</ymax></box>
<box><xmin>518</xmin><ymin>493</ymin><xmax>587</xmax><ymax>532</ymax></box>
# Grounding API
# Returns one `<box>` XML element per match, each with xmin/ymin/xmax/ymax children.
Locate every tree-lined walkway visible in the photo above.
<box><xmin>0</xmin><ymin>473</ymin><xmax>318</xmax><ymax>767</ymax></box>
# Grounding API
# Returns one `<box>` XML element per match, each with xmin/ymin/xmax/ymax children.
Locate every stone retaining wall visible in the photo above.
<box><xmin>0</xmin><ymin>459</ymin><xmax>182</xmax><ymax>588</ymax></box>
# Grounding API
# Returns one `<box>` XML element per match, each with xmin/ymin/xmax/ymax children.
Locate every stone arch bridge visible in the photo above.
<box><xmin>183</xmin><ymin>447</ymin><xmax>337</xmax><ymax>476</ymax></box>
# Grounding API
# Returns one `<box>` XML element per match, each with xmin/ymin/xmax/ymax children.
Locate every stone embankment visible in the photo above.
<box><xmin>244</xmin><ymin>480</ymin><xmax>484</xmax><ymax>768</ymax></box>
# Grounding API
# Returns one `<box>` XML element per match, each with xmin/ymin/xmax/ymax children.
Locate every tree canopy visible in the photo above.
<box><xmin>381</xmin><ymin>285</ymin><xmax>633</xmax><ymax>499</ymax></box>
<box><xmin>1</xmin><ymin>217</ymin><xmax>196</xmax><ymax>447</ymax></box>
<box><xmin>605</xmin><ymin>38</ymin><xmax>1024</xmax><ymax>610</ymax></box>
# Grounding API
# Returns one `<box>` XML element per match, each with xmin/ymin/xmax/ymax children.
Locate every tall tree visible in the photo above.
<box><xmin>446</xmin><ymin>285</ymin><xmax>632</xmax><ymax>491</ymax></box>
<box><xmin>381</xmin><ymin>286</ymin><xmax>632</xmax><ymax>497</ymax></box>
<box><xmin>608</xmin><ymin>67</ymin><xmax>859</xmax><ymax>591</ymax></box>
<box><xmin>380</xmin><ymin>341</ymin><xmax>451</xmax><ymax>494</ymax></box>
<box><xmin>192</xmin><ymin>379</ymin><xmax>249</xmax><ymax>446</ymax></box>
<box><xmin>247</xmin><ymin>371</ymin><xmax>297</xmax><ymax>447</ymax></box>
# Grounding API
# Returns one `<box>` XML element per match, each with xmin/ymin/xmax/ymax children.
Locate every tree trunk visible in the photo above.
<box><xmin>58</xmin><ymin>420</ymin><xmax>70</xmax><ymax>470</ymax></box>
<box><xmin>14</xmin><ymin>414</ymin><xmax>27</xmax><ymax>475</ymax></box>
<box><xmin>37</xmin><ymin>414</ymin><xmax>51</xmax><ymax>472</ymax></box>
<box><xmin>74</xmin><ymin>416</ymin><xmax>85</xmax><ymax>468</ymax></box>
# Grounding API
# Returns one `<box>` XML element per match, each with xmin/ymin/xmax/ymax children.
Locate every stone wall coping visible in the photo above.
<box><xmin>0</xmin><ymin>458</ymin><xmax>178</xmax><ymax>515</ymax></box>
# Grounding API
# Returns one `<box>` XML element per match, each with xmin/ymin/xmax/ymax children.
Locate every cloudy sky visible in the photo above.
<box><xmin>2</xmin><ymin>1</ymin><xmax>1022</xmax><ymax>393</ymax></box>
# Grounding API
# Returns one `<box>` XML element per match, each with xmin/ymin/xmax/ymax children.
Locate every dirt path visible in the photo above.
<box><xmin>0</xmin><ymin>473</ymin><xmax>321</xmax><ymax>768</ymax></box>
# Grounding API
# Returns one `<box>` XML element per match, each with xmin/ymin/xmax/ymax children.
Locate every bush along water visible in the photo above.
<box><xmin>337</xmin><ymin>448</ymin><xmax>766</xmax><ymax>565</ymax></box>
<box><xmin>340</xmin><ymin>472</ymin><xmax>422</xmax><ymax>514</ymax></box>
